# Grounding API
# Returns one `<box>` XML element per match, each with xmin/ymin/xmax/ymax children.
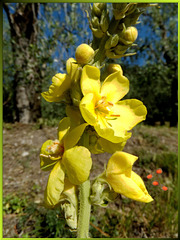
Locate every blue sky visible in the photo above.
<box><xmin>3</xmin><ymin>3</ymin><xmax>177</xmax><ymax>72</ymax></box>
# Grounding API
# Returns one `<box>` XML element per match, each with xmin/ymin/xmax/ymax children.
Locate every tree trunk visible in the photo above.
<box><xmin>4</xmin><ymin>3</ymin><xmax>41</xmax><ymax>123</ymax></box>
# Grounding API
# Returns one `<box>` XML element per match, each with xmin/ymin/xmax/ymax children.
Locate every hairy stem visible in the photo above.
<box><xmin>77</xmin><ymin>179</ymin><xmax>91</xmax><ymax>238</ymax></box>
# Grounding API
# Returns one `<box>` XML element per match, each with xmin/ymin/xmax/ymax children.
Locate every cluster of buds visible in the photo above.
<box><xmin>89</xmin><ymin>3</ymin><xmax>110</xmax><ymax>38</ymax></box>
<box><xmin>112</xmin><ymin>3</ymin><xmax>143</xmax><ymax>27</ymax></box>
<box><xmin>105</xmin><ymin>24</ymin><xmax>138</xmax><ymax>59</ymax></box>
<box><xmin>112</xmin><ymin>3</ymin><xmax>138</xmax><ymax>20</ymax></box>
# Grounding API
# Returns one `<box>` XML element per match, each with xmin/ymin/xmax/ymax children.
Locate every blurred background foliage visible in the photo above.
<box><xmin>3</xmin><ymin>3</ymin><xmax>178</xmax><ymax>126</ymax></box>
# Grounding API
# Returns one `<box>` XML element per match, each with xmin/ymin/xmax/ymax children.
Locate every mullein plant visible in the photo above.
<box><xmin>40</xmin><ymin>3</ymin><xmax>159</xmax><ymax>238</ymax></box>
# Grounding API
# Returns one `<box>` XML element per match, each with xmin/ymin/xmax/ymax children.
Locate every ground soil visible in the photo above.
<box><xmin>3</xmin><ymin>122</ymin><xmax>178</xmax><ymax>238</ymax></box>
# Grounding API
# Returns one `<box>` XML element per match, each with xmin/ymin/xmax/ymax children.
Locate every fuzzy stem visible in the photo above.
<box><xmin>77</xmin><ymin>179</ymin><xmax>91</xmax><ymax>238</ymax></box>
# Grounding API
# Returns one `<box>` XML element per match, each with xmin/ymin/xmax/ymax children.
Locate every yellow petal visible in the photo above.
<box><xmin>44</xmin><ymin>161</ymin><xmax>65</xmax><ymax>207</ymax></box>
<box><xmin>107</xmin><ymin>63</ymin><xmax>123</xmax><ymax>75</ymax></box>
<box><xmin>58</xmin><ymin>117</ymin><xmax>71</xmax><ymax>142</ymax></box>
<box><xmin>94</xmin><ymin>120</ymin><xmax>131</xmax><ymax>143</ymax></box>
<box><xmin>105</xmin><ymin>152</ymin><xmax>153</xmax><ymax>203</ymax></box>
<box><xmin>106</xmin><ymin>172</ymin><xmax>153</xmax><ymax>203</ymax></box>
<box><xmin>41</xmin><ymin>73</ymin><xmax>71</xmax><ymax>102</ymax></box>
<box><xmin>131</xmin><ymin>171</ymin><xmax>153</xmax><ymax>202</ymax></box>
<box><xmin>80</xmin><ymin>93</ymin><xmax>98</xmax><ymax>125</ymax></box>
<box><xmin>100</xmin><ymin>71</ymin><xmax>129</xmax><ymax>103</ymax></box>
<box><xmin>107</xmin><ymin>99</ymin><xmax>147</xmax><ymax>133</ymax></box>
<box><xmin>106</xmin><ymin>151</ymin><xmax>138</xmax><ymax>176</ymax></box>
<box><xmin>62</xmin><ymin>146</ymin><xmax>92</xmax><ymax>185</ymax></box>
<box><xmin>66</xmin><ymin>58</ymin><xmax>78</xmax><ymax>76</ymax></box>
<box><xmin>63</xmin><ymin>123</ymin><xmax>88</xmax><ymax>150</ymax></box>
<box><xmin>80</xmin><ymin>65</ymin><xmax>101</xmax><ymax>96</ymax></box>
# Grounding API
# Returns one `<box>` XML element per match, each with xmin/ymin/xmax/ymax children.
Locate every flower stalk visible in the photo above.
<box><xmin>77</xmin><ymin>179</ymin><xmax>91</xmax><ymax>238</ymax></box>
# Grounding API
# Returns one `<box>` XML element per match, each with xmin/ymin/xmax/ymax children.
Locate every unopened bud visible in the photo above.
<box><xmin>90</xmin><ymin>177</ymin><xmax>117</xmax><ymax>207</ymax></box>
<box><xmin>105</xmin><ymin>49</ymin><xmax>122</xmax><ymax>59</ymax></box>
<box><xmin>112</xmin><ymin>3</ymin><xmax>129</xmax><ymax>19</ymax></box>
<box><xmin>100</xmin><ymin>9</ymin><xmax>109</xmax><ymax>33</ymax></box>
<box><xmin>91</xmin><ymin>16</ymin><xmax>100</xmax><ymax>28</ymax></box>
<box><xmin>114</xmin><ymin>44</ymin><xmax>128</xmax><ymax>55</ymax></box>
<box><xmin>122</xmin><ymin>9</ymin><xmax>142</xmax><ymax>27</ymax></box>
<box><xmin>124</xmin><ymin>26</ymin><xmax>138</xmax><ymax>43</ymax></box>
<box><xmin>75</xmin><ymin>44</ymin><xmax>95</xmax><ymax>64</ymax></box>
<box><xmin>105</xmin><ymin>34</ymin><xmax>119</xmax><ymax>50</ymax></box>
<box><xmin>92</xmin><ymin>3</ymin><xmax>106</xmax><ymax>17</ymax></box>
<box><xmin>92</xmin><ymin>27</ymin><xmax>104</xmax><ymax>38</ymax></box>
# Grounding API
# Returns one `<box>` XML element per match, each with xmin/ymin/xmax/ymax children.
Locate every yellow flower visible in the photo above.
<box><xmin>40</xmin><ymin>117</ymin><xmax>92</xmax><ymax>207</ymax></box>
<box><xmin>41</xmin><ymin>57</ymin><xmax>82</xmax><ymax>103</ymax></box>
<box><xmin>105</xmin><ymin>151</ymin><xmax>153</xmax><ymax>203</ymax></box>
<box><xmin>79</xmin><ymin>65</ymin><xmax>147</xmax><ymax>143</ymax></box>
<box><xmin>41</xmin><ymin>73</ymin><xmax>71</xmax><ymax>102</ymax></box>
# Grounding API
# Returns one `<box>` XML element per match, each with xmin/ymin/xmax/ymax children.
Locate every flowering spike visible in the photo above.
<box><xmin>156</xmin><ymin>168</ymin><xmax>162</xmax><ymax>174</ymax></box>
<box><xmin>152</xmin><ymin>181</ymin><xmax>159</xmax><ymax>186</ymax></box>
<box><xmin>147</xmin><ymin>174</ymin><xmax>153</xmax><ymax>179</ymax></box>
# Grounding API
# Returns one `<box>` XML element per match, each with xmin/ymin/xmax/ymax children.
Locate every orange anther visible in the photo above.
<box><xmin>162</xmin><ymin>186</ymin><xmax>168</xmax><ymax>191</ymax></box>
<box><xmin>152</xmin><ymin>181</ymin><xmax>159</xmax><ymax>186</ymax></box>
<box><xmin>156</xmin><ymin>168</ymin><xmax>162</xmax><ymax>174</ymax></box>
<box><xmin>110</xmin><ymin>114</ymin><xmax>120</xmax><ymax>117</ymax></box>
<box><xmin>147</xmin><ymin>174</ymin><xmax>153</xmax><ymax>179</ymax></box>
<box><xmin>108</xmin><ymin>101</ymin><xmax>114</xmax><ymax>106</ymax></box>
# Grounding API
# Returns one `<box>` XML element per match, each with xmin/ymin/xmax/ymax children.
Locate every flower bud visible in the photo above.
<box><xmin>91</xmin><ymin>28</ymin><xmax>104</xmax><ymax>38</ymax></box>
<box><xmin>91</xmin><ymin>16</ymin><xmax>100</xmax><ymax>28</ymax></box>
<box><xmin>90</xmin><ymin>177</ymin><xmax>117</xmax><ymax>207</ymax></box>
<box><xmin>105</xmin><ymin>49</ymin><xmax>122</xmax><ymax>59</ymax></box>
<box><xmin>107</xmin><ymin>64</ymin><xmax>123</xmax><ymax>75</ymax></box>
<box><xmin>92</xmin><ymin>3</ymin><xmax>106</xmax><ymax>17</ymax></box>
<box><xmin>105</xmin><ymin>34</ymin><xmax>119</xmax><ymax>50</ymax></box>
<box><xmin>75</xmin><ymin>44</ymin><xmax>95</xmax><ymax>64</ymax></box>
<box><xmin>124</xmin><ymin>26</ymin><xmax>138</xmax><ymax>43</ymax></box>
<box><xmin>122</xmin><ymin>9</ymin><xmax>142</xmax><ymax>27</ymax></box>
<box><xmin>114</xmin><ymin>44</ymin><xmax>128</xmax><ymax>54</ymax></box>
<box><xmin>100</xmin><ymin>9</ymin><xmax>109</xmax><ymax>33</ymax></box>
<box><xmin>112</xmin><ymin>3</ymin><xmax>128</xmax><ymax>19</ymax></box>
